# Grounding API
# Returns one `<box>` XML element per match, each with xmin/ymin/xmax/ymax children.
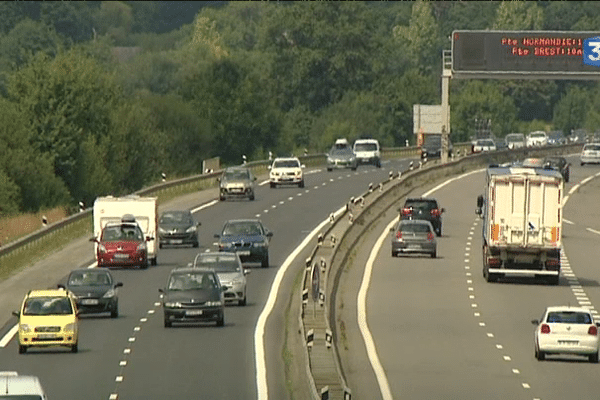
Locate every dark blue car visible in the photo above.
<box><xmin>214</xmin><ymin>219</ymin><xmax>273</xmax><ymax>268</ymax></box>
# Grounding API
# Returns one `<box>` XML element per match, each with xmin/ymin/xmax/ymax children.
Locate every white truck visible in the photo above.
<box><xmin>476</xmin><ymin>164</ymin><xmax>563</xmax><ymax>284</ymax></box>
<box><xmin>92</xmin><ymin>195</ymin><xmax>159</xmax><ymax>265</ymax></box>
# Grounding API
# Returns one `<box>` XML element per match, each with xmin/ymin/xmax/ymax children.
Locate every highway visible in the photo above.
<box><xmin>337</xmin><ymin>155</ymin><xmax>600</xmax><ymax>400</ymax></box>
<box><xmin>0</xmin><ymin>159</ymin><xmax>413</xmax><ymax>400</ymax></box>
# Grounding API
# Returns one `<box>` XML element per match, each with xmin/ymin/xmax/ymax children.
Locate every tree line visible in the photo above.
<box><xmin>1</xmin><ymin>1</ymin><xmax>599</xmax><ymax>216</ymax></box>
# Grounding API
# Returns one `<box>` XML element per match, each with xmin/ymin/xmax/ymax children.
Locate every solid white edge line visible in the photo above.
<box><xmin>255</xmin><ymin>205</ymin><xmax>347</xmax><ymax>400</ymax></box>
<box><xmin>358</xmin><ymin>168</ymin><xmax>485</xmax><ymax>399</ymax></box>
<box><xmin>191</xmin><ymin>199</ymin><xmax>218</xmax><ymax>213</ymax></box>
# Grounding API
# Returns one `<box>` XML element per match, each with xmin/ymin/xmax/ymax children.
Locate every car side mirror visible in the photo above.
<box><xmin>90</xmin><ymin>237</ymin><xmax>98</xmax><ymax>243</ymax></box>
<box><xmin>268</xmin><ymin>165</ymin><xmax>272</xmax><ymax>170</ymax></box>
<box><xmin>158</xmin><ymin>288</ymin><xmax>165</xmax><ymax>294</ymax></box>
<box><xmin>146</xmin><ymin>236</ymin><xmax>154</xmax><ymax>242</ymax></box>
<box><xmin>197</xmin><ymin>222</ymin><xmax>202</xmax><ymax>227</ymax></box>
<box><xmin>217</xmin><ymin>177</ymin><xmax>221</xmax><ymax>182</ymax></box>
<box><xmin>244</xmin><ymin>268</ymin><xmax>251</xmax><ymax>275</ymax></box>
<box><xmin>389</xmin><ymin>227</ymin><xmax>395</xmax><ymax>232</ymax></box>
<box><xmin>266</xmin><ymin>231</ymin><xmax>273</xmax><ymax>237</ymax></box>
<box><xmin>440</xmin><ymin>208</ymin><xmax>445</xmax><ymax>213</ymax></box>
<box><xmin>301</xmin><ymin>164</ymin><xmax>306</xmax><ymax>169</ymax></box>
<box><xmin>221</xmin><ymin>286</ymin><xmax>229</xmax><ymax>292</ymax></box>
<box><xmin>12</xmin><ymin>311</ymin><xmax>19</xmax><ymax>317</ymax></box>
<box><xmin>57</xmin><ymin>284</ymin><xmax>66</xmax><ymax>290</ymax></box>
<box><xmin>531</xmin><ymin>319</ymin><xmax>539</xmax><ymax>325</ymax></box>
<box><xmin>115</xmin><ymin>282</ymin><xmax>124</xmax><ymax>288</ymax></box>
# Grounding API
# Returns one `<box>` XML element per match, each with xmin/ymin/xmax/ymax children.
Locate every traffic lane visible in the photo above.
<box><xmin>362</xmin><ymin>171</ymin><xmax>534</xmax><ymax>399</ymax></box>
<box><xmin>107</xmin><ymin>160</ymin><xmax>415</xmax><ymax>399</ymax></box>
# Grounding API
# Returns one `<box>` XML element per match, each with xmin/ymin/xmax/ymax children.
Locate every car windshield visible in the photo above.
<box><xmin>68</xmin><ymin>271</ymin><xmax>111</xmax><ymax>287</ymax></box>
<box><xmin>546</xmin><ymin>311</ymin><xmax>592</xmax><ymax>324</ymax></box>
<box><xmin>23</xmin><ymin>297</ymin><xmax>73</xmax><ymax>316</ymax></box>
<box><xmin>584</xmin><ymin>144</ymin><xmax>600</xmax><ymax>151</ymax></box>
<box><xmin>168</xmin><ymin>272</ymin><xmax>218</xmax><ymax>291</ymax></box>
<box><xmin>506</xmin><ymin>134</ymin><xmax>524</xmax><ymax>142</ymax></box>
<box><xmin>477</xmin><ymin>140</ymin><xmax>494</xmax><ymax>146</ymax></box>
<box><xmin>400</xmin><ymin>223</ymin><xmax>431</xmax><ymax>233</ymax></box>
<box><xmin>222</xmin><ymin>222</ymin><xmax>262</xmax><ymax>236</ymax></box>
<box><xmin>330</xmin><ymin>148</ymin><xmax>354</xmax><ymax>156</ymax></box>
<box><xmin>530</xmin><ymin>132</ymin><xmax>546</xmax><ymax>138</ymax></box>
<box><xmin>224</xmin><ymin>170</ymin><xmax>250</xmax><ymax>180</ymax></box>
<box><xmin>273</xmin><ymin>160</ymin><xmax>300</xmax><ymax>168</ymax></box>
<box><xmin>159</xmin><ymin>212</ymin><xmax>192</xmax><ymax>224</ymax></box>
<box><xmin>196</xmin><ymin>255</ymin><xmax>241</xmax><ymax>272</ymax></box>
<box><xmin>423</xmin><ymin>136</ymin><xmax>441</xmax><ymax>146</ymax></box>
<box><xmin>101</xmin><ymin>225</ymin><xmax>144</xmax><ymax>241</ymax></box>
<box><xmin>354</xmin><ymin>143</ymin><xmax>377</xmax><ymax>151</ymax></box>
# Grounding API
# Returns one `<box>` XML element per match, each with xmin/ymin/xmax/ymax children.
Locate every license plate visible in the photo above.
<box><xmin>186</xmin><ymin>310</ymin><xmax>203</xmax><ymax>316</ymax></box>
<box><xmin>170</xmin><ymin>239</ymin><xmax>183</xmax><ymax>244</ymax></box>
<box><xmin>81</xmin><ymin>299</ymin><xmax>99</xmax><ymax>305</ymax></box>
<box><xmin>237</xmin><ymin>251</ymin><xmax>251</xmax><ymax>256</ymax></box>
<box><xmin>37</xmin><ymin>333</ymin><xmax>56</xmax><ymax>339</ymax></box>
<box><xmin>114</xmin><ymin>253</ymin><xmax>129</xmax><ymax>259</ymax></box>
<box><xmin>408</xmin><ymin>244</ymin><xmax>421</xmax><ymax>250</ymax></box>
<box><xmin>558</xmin><ymin>340</ymin><xmax>578</xmax><ymax>345</ymax></box>
<box><xmin>361</xmin><ymin>158</ymin><xmax>369</xmax><ymax>162</ymax></box>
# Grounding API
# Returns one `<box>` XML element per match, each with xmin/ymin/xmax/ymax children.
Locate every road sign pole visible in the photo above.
<box><xmin>441</xmin><ymin>54</ymin><xmax>451</xmax><ymax>164</ymax></box>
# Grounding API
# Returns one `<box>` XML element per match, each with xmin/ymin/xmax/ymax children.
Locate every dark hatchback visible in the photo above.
<box><xmin>214</xmin><ymin>219</ymin><xmax>272</xmax><ymax>268</ymax></box>
<box><xmin>544</xmin><ymin>156</ymin><xmax>570</xmax><ymax>182</ymax></box>
<box><xmin>420</xmin><ymin>134</ymin><xmax>453</xmax><ymax>160</ymax></box>
<box><xmin>158</xmin><ymin>210</ymin><xmax>200</xmax><ymax>248</ymax></box>
<box><xmin>160</xmin><ymin>267</ymin><xmax>225</xmax><ymax>327</ymax></box>
<box><xmin>60</xmin><ymin>269</ymin><xmax>123</xmax><ymax>318</ymax></box>
<box><xmin>400</xmin><ymin>197</ymin><xmax>445</xmax><ymax>237</ymax></box>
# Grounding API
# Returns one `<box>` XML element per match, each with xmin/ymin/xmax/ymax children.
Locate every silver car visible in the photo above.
<box><xmin>327</xmin><ymin>147</ymin><xmax>358</xmax><ymax>171</ymax></box>
<box><xmin>192</xmin><ymin>252</ymin><xmax>249</xmax><ymax>306</ymax></box>
<box><xmin>580</xmin><ymin>143</ymin><xmax>600</xmax><ymax>166</ymax></box>
<box><xmin>390</xmin><ymin>219</ymin><xmax>437</xmax><ymax>258</ymax></box>
<box><xmin>218</xmin><ymin>167</ymin><xmax>256</xmax><ymax>201</ymax></box>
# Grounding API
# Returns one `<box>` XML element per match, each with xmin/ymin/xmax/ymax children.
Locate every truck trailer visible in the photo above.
<box><xmin>476</xmin><ymin>164</ymin><xmax>563</xmax><ymax>284</ymax></box>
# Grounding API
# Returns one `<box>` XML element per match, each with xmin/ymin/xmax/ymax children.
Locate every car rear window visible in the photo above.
<box><xmin>584</xmin><ymin>144</ymin><xmax>600</xmax><ymax>151</ymax></box>
<box><xmin>400</xmin><ymin>223</ymin><xmax>431</xmax><ymax>233</ymax></box>
<box><xmin>404</xmin><ymin>200</ymin><xmax>437</xmax><ymax>211</ymax></box>
<box><xmin>546</xmin><ymin>311</ymin><xmax>592</xmax><ymax>324</ymax></box>
<box><xmin>354</xmin><ymin>143</ymin><xmax>378</xmax><ymax>151</ymax></box>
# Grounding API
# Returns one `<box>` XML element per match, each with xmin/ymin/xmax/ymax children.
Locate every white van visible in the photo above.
<box><xmin>92</xmin><ymin>195</ymin><xmax>159</xmax><ymax>265</ymax></box>
<box><xmin>353</xmin><ymin>138</ymin><xmax>381</xmax><ymax>167</ymax></box>
<box><xmin>0</xmin><ymin>372</ymin><xmax>47</xmax><ymax>399</ymax></box>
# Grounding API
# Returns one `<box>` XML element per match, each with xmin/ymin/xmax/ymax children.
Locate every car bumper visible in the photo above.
<box><xmin>18</xmin><ymin>331</ymin><xmax>78</xmax><ymax>347</ymax></box>
<box><xmin>159</xmin><ymin>233</ymin><xmax>198</xmax><ymax>246</ymax></box>
<box><xmin>538</xmin><ymin>337</ymin><xmax>599</xmax><ymax>355</ymax></box>
<box><xmin>221</xmin><ymin>284</ymin><xmax>246</xmax><ymax>303</ymax></box>
<box><xmin>164</xmin><ymin>307</ymin><xmax>223</xmax><ymax>323</ymax></box>
<box><xmin>581</xmin><ymin>156</ymin><xmax>600</xmax><ymax>164</ymax></box>
<box><xmin>74</xmin><ymin>297</ymin><xmax>117</xmax><ymax>314</ymax></box>
<box><xmin>220</xmin><ymin>187</ymin><xmax>253</xmax><ymax>198</ymax></box>
<box><xmin>98</xmin><ymin>252</ymin><xmax>147</xmax><ymax>268</ymax></box>
<box><xmin>391</xmin><ymin>241</ymin><xmax>436</xmax><ymax>255</ymax></box>
<box><xmin>356</xmin><ymin>156</ymin><xmax>380</xmax><ymax>165</ymax></box>
<box><xmin>219</xmin><ymin>246</ymin><xmax>268</xmax><ymax>263</ymax></box>
<box><xmin>270</xmin><ymin>176</ymin><xmax>303</xmax><ymax>184</ymax></box>
<box><xmin>327</xmin><ymin>161</ymin><xmax>356</xmax><ymax>169</ymax></box>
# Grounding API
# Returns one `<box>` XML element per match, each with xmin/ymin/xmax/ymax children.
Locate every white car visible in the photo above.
<box><xmin>269</xmin><ymin>157</ymin><xmax>305</xmax><ymax>188</ymax></box>
<box><xmin>472</xmin><ymin>138</ymin><xmax>496</xmax><ymax>153</ymax></box>
<box><xmin>526</xmin><ymin>131</ymin><xmax>548</xmax><ymax>147</ymax></box>
<box><xmin>505</xmin><ymin>133</ymin><xmax>525</xmax><ymax>149</ymax></box>
<box><xmin>532</xmin><ymin>306</ymin><xmax>600</xmax><ymax>362</ymax></box>
<box><xmin>353</xmin><ymin>139</ymin><xmax>381</xmax><ymax>167</ymax></box>
<box><xmin>580</xmin><ymin>143</ymin><xmax>600</xmax><ymax>166</ymax></box>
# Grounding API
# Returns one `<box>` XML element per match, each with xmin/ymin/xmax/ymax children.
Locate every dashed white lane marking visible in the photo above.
<box><xmin>563</xmin><ymin>219</ymin><xmax>574</xmax><ymax>225</ymax></box>
<box><xmin>586</xmin><ymin>227</ymin><xmax>600</xmax><ymax>235</ymax></box>
<box><xmin>190</xmin><ymin>199</ymin><xmax>219</xmax><ymax>213</ymax></box>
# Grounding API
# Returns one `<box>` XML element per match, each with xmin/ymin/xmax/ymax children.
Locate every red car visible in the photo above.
<box><xmin>91</xmin><ymin>219</ymin><xmax>152</xmax><ymax>269</ymax></box>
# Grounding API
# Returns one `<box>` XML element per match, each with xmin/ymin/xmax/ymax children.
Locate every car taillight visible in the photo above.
<box><xmin>430</xmin><ymin>209</ymin><xmax>441</xmax><ymax>217</ymax></box>
<box><xmin>396</xmin><ymin>231</ymin><xmax>402</xmax><ymax>239</ymax></box>
<box><xmin>427</xmin><ymin>232</ymin><xmax>434</xmax><ymax>241</ymax></box>
<box><xmin>589</xmin><ymin>325</ymin><xmax>598</xmax><ymax>336</ymax></box>
<box><xmin>541</xmin><ymin>324</ymin><xmax>551</xmax><ymax>334</ymax></box>
<box><xmin>401</xmin><ymin>208</ymin><xmax>412</xmax><ymax>216</ymax></box>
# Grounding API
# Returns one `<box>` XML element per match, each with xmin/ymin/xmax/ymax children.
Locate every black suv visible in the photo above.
<box><xmin>420</xmin><ymin>134</ymin><xmax>453</xmax><ymax>160</ymax></box>
<box><xmin>399</xmin><ymin>198</ymin><xmax>444</xmax><ymax>236</ymax></box>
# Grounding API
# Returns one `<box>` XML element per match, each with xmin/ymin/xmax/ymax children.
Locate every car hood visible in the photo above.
<box><xmin>20</xmin><ymin>314</ymin><xmax>76</xmax><ymax>326</ymax></box>
<box><xmin>219</xmin><ymin>234</ymin><xmax>266</xmax><ymax>244</ymax></box>
<box><xmin>271</xmin><ymin>167</ymin><xmax>301</xmax><ymax>174</ymax></box>
<box><xmin>102</xmin><ymin>240</ymin><xmax>142</xmax><ymax>251</ymax></box>
<box><xmin>67</xmin><ymin>285</ymin><xmax>112</xmax><ymax>297</ymax></box>
<box><xmin>215</xmin><ymin>272</ymin><xmax>243</xmax><ymax>283</ymax></box>
<box><xmin>159</xmin><ymin>222</ymin><xmax>193</xmax><ymax>231</ymax></box>
<box><xmin>164</xmin><ymin>289</ymin><xmax>220</xmax><ymax>304</ymax></box>
<box><xmin>221</xmin><ymin>178</ymin><xmax>251</xmax><ymax>185</ymax></box>
<box><xmin>329</xmin><ymin>152</ymin><xmax>355</xmax><ymax>161</ymax></box>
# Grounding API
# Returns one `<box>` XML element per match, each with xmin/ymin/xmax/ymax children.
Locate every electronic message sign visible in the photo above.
<box><xmin>452</xmin><ymin>30</ymin><xmax>600</xmax><ymax>79</ymax></box>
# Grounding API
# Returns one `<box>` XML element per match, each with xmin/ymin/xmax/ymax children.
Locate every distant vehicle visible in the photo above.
<box><xmin>544</xmin><ymin>156</ymin><xmax>570</xmax><ymax>182</ymax></box>
<box><xmin>476</xmin><ymin>165</ymin><xmax>563</xmax><ymax>284</ymax></box>
<box><xmin>390</xmin><ymin>219</ymin><xmax>437</xmax><ymax>258</ymax></box>
<box><xmin>160</xmin><ymin>267</ymin><xmax>225</xmax><ymax>327</ymax></box>
<box><xmin>505</xmin><ymin>133</ymin><xmax>525</xmax><ymax>149</ymax></box>
<box><xmin>61</xmin><ymin>269</ymin><xmax>122</xmax><ymax>318</ymax></box>
<box><xmin>526</xmin><ymin>131</ymin><xmax>548</xmax><ymax>147</ymax></box>
<box><xmin>400</xmin><ymin>198</ymin><xmax>444</xmax><ymax>237</ymax></box>
<box><xmin>0</xmin><ymin>371</ymin><xmax>47</xmax><ymax>399</ymax></box>
<box><xmin>158</xmin><ymin>210</ymin><xmax>200</xmax><ymax>248</ymax></box>
<box><xmin>495</xmin><ymin>138</ymin><xmax>508</xmax><ymax>151</ymax></box>
<box><xmin>269</xmin><ymin>157</ymin><xmax>305</xmax><ymax>188</ymax></box>
<box><xmin>214</xmin><ymin>219</ymin><xmax>272</xmax><ymax>268</ymax></box>
<box><xmin>420</xmin><ymin>134</ymin><xmax>453</xmax><ymax>160</ymax></box>
<box><xmin>92</xmin><ymin>196</ymin><xmax>158</xmax><ymax>265</ymax></box>
<box><xmin>91</xmin><ymin>215</ymin><xmax>153</xmax><ymax>269</ymax></box>
<box><xmin>12</xmin><ymin>289</ymin><xmax>79</xmax><ymax>354</ymax></box>
<box><xmin>218</xmin><ymin>167</ymin><xmax>256</xmax><ymax>201</ymax></box>
<box><xmin>327</xmin><ymin>146</ymin><xmax>358</xmax><ymax>171</ymax></box>
<box><xmin>580</xmin><ymin>143</ymin><xmax>600</xmax><ymax>166</ymax></box>
<box><xmin>472</xmin><ymin>138</ymin><xmax>497</xmax><ymax>153</ymax></box>
<box><xmin>532</xmin><ymin>306</ymin><xmax>600</xmax><ymax>363</ymax></box>
<box><xmin>353</xmin><ymin>138</ymin><xmax>381</xmax><ymax>167</ymax></box>
<box><xmin>193</xmin><ymin>252</ymin><xmax>249</xmax><ymax>306</ymax></box>
<box><xmin>333</xmin><ymin>138</ymin><xmax>351</xmax><ymax>150</ymax></box>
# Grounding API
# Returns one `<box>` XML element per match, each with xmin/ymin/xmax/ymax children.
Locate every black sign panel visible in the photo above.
<box><xmin>452</xmin><ymin>30</ymin><xmax>600</xmax><ymax>79</ymax></box>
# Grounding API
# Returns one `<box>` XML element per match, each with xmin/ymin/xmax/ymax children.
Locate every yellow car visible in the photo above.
<box><xmin>12</xmin><ymin>289</ymin><xmax>79</xmax><ymax>354</ymax></box>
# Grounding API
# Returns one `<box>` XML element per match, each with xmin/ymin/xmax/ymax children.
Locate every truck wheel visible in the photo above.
<box><xmin>151</xmin><ymin>257</ymin><xmax>157</xmax><ymax>266</ymax></box>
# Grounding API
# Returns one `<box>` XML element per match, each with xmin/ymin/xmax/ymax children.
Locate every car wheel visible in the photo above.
<box><xmin>219</xmin><ymin>195</ymin><xmax>225</xmax><ymax>201</ymax></box>
<box><xmin>159</xmin><ymin>243</ymin><xmax>163</xmax><ymax>249</ymax></box>
<box><xmin>431</xmin><ymin>250</ymin><xmax>436</xmax><ymax>258</ymax></box>
<box><xmin>249</xmin><ymin>193</ymin><xmax>255</xmax><ymax>201</ymax></box>
<box><xmin>151</xmin><ymin>257</ymin><xmax>157</xmax><ymax>266</ymax></box>
<box><xmin>216</xmin><ymin>314</ymin><xmax>225</xmax><ymax>327</ymax></box>
<box><xmin>141</xmin><ymin>260</ymin><xmax>149</xmax><ymax>269</ymax></box>
<box><xmin>111</xmin><ymin>305</ymin><xmax>119</xmax><ymax>318</ymax></box>
<box><xmin>239</xmin><ymin>296</ymin><xmax>246</xmax><ymax>306</ymax></box>
<box><xmin>351</xmin><ymin>166</ymin><xmax>357</xmax><ymax>171</ymax></box>
<box><xmin>581</xmin><ymin>162</ymin><xmax>585</xmax><ymax>166</ymax></box>
<box><xmin>327</xmin><ymin>168</ymin><xmax>332</xmax><ymax>172</ymax></box>
<box><xmin>193</xmin><ymin>241</ymin><xmax>199</xmax><ymax>248</ymax></box>
<box><xmin>261</xmin><ymin>255</ymin><xmax>269</xmax><ymax>268</ymax></box>
<box><xmin>589</xmin><ymin>352</ymin><xmax>599</xmax><ymax>363</ymax></box>
<box><xmin>299</xmin><ymin>180</ymin><xmax>305</xmax><ymax>188</ymax></box>
<box><xmin>18</xmin><ymin>345</ymin><xmax>27</xmax><ymax>354</ymax></box>
<box><xmin>536</xmin><ymin>348</ymin><xmax>545</xmax><ymax>361</ymax></box>
<box><xmin>270</xmin><ymin>182</ymin><xmax>276</xmax><ymax>188</ymax></box>
<box><xmin>391</xmin><ymin>250</ymin><xmax>396</xmax><ymax>257</ymax></box>
<box><xmin>164</xmin><ymin>317</ymin><xmax>172</xmax><ymax>328</ymax></box>
<box><xmin>71</xmin><ymin>342</ymin><xmax>78</xmax><ymax>353</ymax></box>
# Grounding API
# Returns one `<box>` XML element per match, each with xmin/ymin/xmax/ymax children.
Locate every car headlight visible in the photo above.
<box><xmin>205</xmin><ymin>301</ymin><xmax>222</xmax><ymax>307</ymax></box>
<box><xmin>231</xmin><ymin>278</ymin><xmax>244</xmax><ymax>285</ymax></box>
<box><xmin>164</xmin><ymin>301</ymin><xmax>182</xmax><ymax>308</ymax></box>
<box><xmin>186</xmin><ymin>226</ymin><xmax>197</xmax><ymax>233</ymax></box>
<box><xmin>158</xmin><ymin>227</ymin><xmax>166</xmax><ymax>234</ymax></box>
<box><xmin>20</xmin><ymin>324</ymin><xmax>31</xmax><ymax>333</ymax></box>
<box><xmin>103</xmin><ymin>288</ymin><xmax>116</xmax><ymax>298</ymax></box>
<box><xmin>254</xmin><ymin>241</ymin><xmax>268</xmax><ymax>247</ymax></box>
<box><xmin>137</xmin><ymin>242</ymin><xmax>147</xmax><ymax>251</ymax></box>
<box><xmin>64</xmin><ymin>323</ymin><xmax>76</xmax><ymax>333</ymax></box>
<box><xmin>98</xmin><ymin>244</ymin><xmax>107</xmax><ymax>253</ymax></box>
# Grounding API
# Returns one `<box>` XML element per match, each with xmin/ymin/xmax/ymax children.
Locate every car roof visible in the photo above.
<box><xmin>0</xmin><ymin>373</ymin><xmax>45</xmax><ymax>395</ymax></box>
<box><xmin>103</xmin><ymin>221</ymin><xmax>140</xmax><ymax>228</ymax></box>
<box><xmin>224</xmin><ymin>219</ymin><xmax>262</xmax><ymax>224</ymax></box>
<box><xmin>170</xmin><ymin>266</ymin><xmax>215</xmax><ymax>275</ymax></box>
<box><xmin>405</xmin><ymin>197</ymin><xmax>438</xmax><ymax>203</ymax></box>
<box><xmin>335</xmin><ymin>138</ymin><xmax>349</xmax><ymax>145</ymax></box>
<box><xmin>354</xmin><ymin>138</ymin><xmax>379</xmax><ymax>144</ymax></box>
<box><xmin>27</xmin><ymin>289</ymin><xmax>69</xmax><ymax>298</ymax></box>
<box><xmin>273</xmin><ymin>157</ymin><xmax>300</xmax><ymax>162</ymax></box>
<box><xmin>399</xmin><ymin>219</ymin><xmax>434</xmax><ymax>225</ymax></box>
<box><xmin>68</xmin><ymin>268</ymin><xmax>111</xmax><ymax>275</ymax></box>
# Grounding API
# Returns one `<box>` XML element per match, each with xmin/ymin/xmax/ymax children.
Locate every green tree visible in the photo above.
<box><xmin>553</xmin><ymin>85</ymin><xmax>589</xmax><ymax>136</ymax></box>
<box><xmin>0</xmin><ymin>19</ymin><xmax>63</xmax><ymax>71</ymax></box>
<box><xmin>493</xmin><ymin>1</ymin><xmax>544</xmax><ymax>30</ymax></box>
<box><xmin>40</xmin><ymin>2</ymin><xmax>96</xmax><ymax>44</ymax></box>
<box><xmin>92</xmin><ymin>1</ymin><xmax>133</xmax><ymax>45</ymax></box>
